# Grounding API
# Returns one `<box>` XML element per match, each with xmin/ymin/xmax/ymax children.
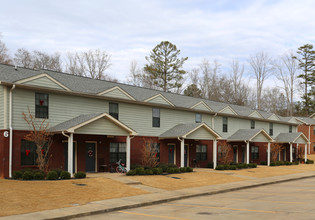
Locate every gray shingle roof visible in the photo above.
<box><xmin>159</xmin><ymin>123</ymin><xmax>220</xmax><ymax>138</ymax></box>
<box><xmin>275</xmin><ymin>132</ymin><xmax>308</xmax><ymax>143</ymax></box>
<box><xmin>49</xmin><ymin>113</ymin><xmax>103</xmax><ymax>132</ymax></box>
<box><xmin>0</xmin><ymin>64</ymin><xmax>304</xmax><ymax>124</ymax></box>
<box><xmin>227</xmin><ymin>129</ymin><xmax>271</xmax><ymax>142</ymax></box>
<box><xmin>297</xmin><ymin>117</ymin><xmax>315</xmax><ymax>125</ymax></box>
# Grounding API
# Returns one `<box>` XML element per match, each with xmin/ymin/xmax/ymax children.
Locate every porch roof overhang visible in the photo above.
<box><xmin>227</xmin><ymin>129</ymin><xmax>273</xmax><ymax>143</ymax></box>
<box><xmin>159</xmin><ymin>122</ymin><xmax>222</xmax><ymax>140</ymax></box>
<box><xmin>49</xmin><ymin>112</ymin><xmax>137</xmax><ymax>136</ymax></box>
<box><xmin>275</xmin><ymin>132</ymin><xmax>309</xmax><ymax>144</ymax></box>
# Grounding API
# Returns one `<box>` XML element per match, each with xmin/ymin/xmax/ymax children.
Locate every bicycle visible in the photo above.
<box><xmin>116</xmin><ymin>159</ymin><xmax>127</xmax><ymax>173</ymax></box>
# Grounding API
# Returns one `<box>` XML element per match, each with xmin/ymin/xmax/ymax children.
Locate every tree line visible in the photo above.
<box><xmin>0</xmin><ymin>35</ymin><xmax>314</xmax><ymax>116</ymax></box>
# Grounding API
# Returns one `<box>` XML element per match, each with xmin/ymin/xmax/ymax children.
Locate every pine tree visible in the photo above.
<box><xmin>144</xmin><ymin>41</ymin><xmax>188</xmax><ymax>92</ymax></box>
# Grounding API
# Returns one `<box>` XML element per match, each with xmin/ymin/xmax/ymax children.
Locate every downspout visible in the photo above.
<box><xmin>212</xmin><ymin>113</ymin><xmax>217</xmax><ymax>129</ymax></box>
<box><xmin>62</xmin><ymin>131</ymin><xmax>70</xmax><ymax>139</ymax></box>
<box><xmin>9</xmin><ymin>84</ymin><xmax>16</xmax><ymax>178</ymax></box>
<box><xmin>308</xmin><ymin>125</ymin><xmax>311</xmax><ymax>154</ymax></box>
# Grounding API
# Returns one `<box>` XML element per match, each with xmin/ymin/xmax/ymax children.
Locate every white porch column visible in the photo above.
<box><xmin>126</xmin><ymin>136</ymin><xmax>131</xmax><ymax>171</ymax></box>
<box><xmin>290</xmin><ymin>143</ymin><xmax>293</xmax><ymax>163</ymax></box>
<box><xmin>267</xmin><ymin>142</ymin><xmax>271</xmax><ymax>166</ymax></box>
<box><xmin>246</xmin><ymin>141</ymin><xmax>250</xmax><ymax>164</ymax></box>
<box><xmin>180</xmin><ymin>138</ymin><xmax>185</xmax><ymax>167</ymax></box>
<box><xmin>213</xmin><ymin>140</ymin><xmax>217</xmax><ymax>169</ymax></box>
<box><xmin>305</xmin><ymin>144</ymin><xmax>307</xmax><ymax>162</ymax></box>
<box><xmin>68</xmin><ymin>133</ymin><xmax>74</xmax><ymax>176</ymax></box>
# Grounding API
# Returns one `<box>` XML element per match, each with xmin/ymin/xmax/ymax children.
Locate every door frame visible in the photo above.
<box><xmin>85</xmin><ymin>141</ymin><xmax>98</xmax><ymax>172</ymax></box>
<box><xmin>167</xmin><ymin>143</ymin><xmax>176</xmax><ymax>164</ymax></box>
<box><xmin>62</xmin><ymin>140</ymin><xmax>78</xmax><ymax>173</ymax></box>
<box><xmin>184</xmin><ymin>144</ymin><xmax>189</xmax><ymax>167</ymax></box>
<box><xmin>233</xmin><ymin>145</ymin><xmax>238</xmax><ymax>163</ymax></box>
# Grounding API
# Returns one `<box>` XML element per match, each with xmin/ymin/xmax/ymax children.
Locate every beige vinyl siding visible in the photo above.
<box><xmin>0</xmin><ymin>85</ymin><xmax>3</xmax><ymax>129</ymax></box>
<box><xmin>186</xmin><ymin>127</ymin><xmax>216</xmax><ymax>140</ymax></box>
<box><xmin>75</xmin><ymin>117</ymin><xmax>128</xmax><ymax>136</ymax></box>
<box><xmin>101</xmin><ymin>88</ymin><xmax>134</xmax><ymax>100</ymax></box>
<box><xmin>295</xmin><ymin>136</ymin><xmax>307</xmax><ymax>144</ymax></box>
<box><xmin>268</xmin><ymin>114</ymin><xmax>280</xmax><ymax>121</ymax></box>
<box><xmin>22</xmin><ymin>76</ymin><xmax>67</xmax><ymax>91</ymax></box>
<box><xmin>252</xmin><ymin>133</ymin><xmax>269</xmax><ymax>142</ymax></box>
<box><xmin>220</xmin><ymin>107</ymin><xmax>236</xmax><ymax>115</ymax></box>
<box><xmin>147</xmin><ymin>95</ymin><xmax>172</xmax><ymax>106</ymax></box>
<box><xmin>249</xmin><ymin>111</ymin><xmax>263</xmax><ymax>119</ymax></box>
<box><xmin>118</xmin><ymin>102</ymin><xmax>212</xmax><ymax>136</ymax></box>
<box><xmin>192</xmin><ymin>103</ymin><xmax>211</xmax><ymax>112</ymax></box>
<box><xmin>12</xmin><ymin>89</ymin><xmax>108</xmax><ymax>130</ymax></box>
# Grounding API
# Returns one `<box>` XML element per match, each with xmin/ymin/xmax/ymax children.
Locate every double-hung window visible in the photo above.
<box><xmin>251</xmin><ymin>120</ymin><xmax>255</xmax><ymax>129</ymax></box>
<box><xmin>196</xmin><ymin>144</ymin><xmax>207</xmax><ymax>161</ymax></box>
<box><xmin>110</xmin><ymin>142</ymin><xmax>126</xmax><ymax>164</ymax></box>
<box><xmin>251</xmin><ymin>146</ymin><xmax>259</xmax><ymax>160</ymax></box>
<box><xmin>195</xmin><ymin>113</ymin><xmax>202</xmax><ymax>123</ymax></box>
<box><xmin>152</xmin><ymin>108</ymin><xmax>160</xmax><ymax>127</ymax></box>
<box><xmin>222</xmin><ymin>117</ymin><xmax>228</xmax><ymax>132</ymax></box>
<box><xmin>35</xmin><ymin>93</ymin><xmax>49</xmax><ymax>119</ymax></box>
<box><xmin>289</xmin><ymin>125</ymin><xmax>292</xmax><ymax>133</ymax></box>
<box><xmin>269</xmin><ymin>123</ymin><xmax>273</xmax><ymax>136</ymax></box>
<box><xmin>109</xmin><ymin>103</ymin><xmax>119</xmax><ymax>120</ymax></box>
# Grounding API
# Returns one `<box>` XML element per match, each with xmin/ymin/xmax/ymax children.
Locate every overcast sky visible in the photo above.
<box><xmin>1</xmin><ymin>0</ymin><xmax>315</xmax><ymax>86</ymax></box>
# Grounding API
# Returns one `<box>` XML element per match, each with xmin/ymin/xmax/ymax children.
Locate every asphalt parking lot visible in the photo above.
<box><xmin>75</xmin><ymin>177</ymin><xmax>315</xmax><ymax>220</ymax></box>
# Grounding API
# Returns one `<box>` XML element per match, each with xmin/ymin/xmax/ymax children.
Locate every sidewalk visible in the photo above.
<box><xmin>2</xmin><ymin>170</ymin><xmax>315</xmax><ymax>220</ymax></box>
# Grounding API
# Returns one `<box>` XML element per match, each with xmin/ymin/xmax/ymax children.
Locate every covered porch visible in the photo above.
<box><xmin>159</xmin><ymin>123</ymin><xmax>222</xmax><ymax>169</ymax></box>
<box><xmin>275</xmin><ymin>132</ymin><xmax>309</xmax><ymax>163</ymax></box>
<box><xmin>50</xmin><ymin>112</ymin><xmax>137</xmax><ymax>176</ymax></box>
<box><xmin>227</xmin><ymin>129</ymin><xmax>273</xmax><ymax>166</ymax></box>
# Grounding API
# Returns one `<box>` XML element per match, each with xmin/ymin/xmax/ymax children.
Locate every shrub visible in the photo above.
<box><xmin>47</xmin><ymin>171</ymin><xmax>58</xmax><ymax>180</ymax></box>
<box><xmin>152</xmin><ymin>168</ymin><xmax>162</xmax><ymax>175</ymax></box>
<box><xmin>294</xmin><ymin>161</ymin><xmax>299</xmax><ymax>165</ymax></box>
<box><xmin>249</xmin><ymin>163</ymin><xmax>257</xmax><ymax>168</ymax></box>
<box><xmin>229</xmin><ymin>165</ymin><xmax>237</xmax><ymax>170</ymax></box>
<box><xmin>74</xmin><ymin>172</ymin><xmax>86</xmax><ymax>179</ymax></box>
<box><xmin>12</xmin><ymin>171</ymin><xmax>23</xmax><ymax>179</ymax></box>
<box><xmin>166</xmin><ymin>168</ymin><xmax>175</xmax><ymax>174</ymax></box>
<box><xmin>207</xmin><ymin>162</ymin><xmax>214</xmax><ymax>169</ymax></box>
<box><xmin>135</xmin><ymin>167</ymin><xmax>145</xmax><ymax>175</ymax></box>
<box><xmin>236</xmin><ymin>163</ymin><xmax>245</xmax><ymax>169</ymax></box>
<box><xmin>230</xmin><ymin>162</ymin><xmax>237</xmax><ymax>166</ymax></box>
<box><xmin>51</xmin><ymin>169</ymin><xmax>63</xmax><ymax>178</ymax></box>
<box><xmin>144</xmin><ymin>169</ymin><xmax>153</xmax><ymax>175</ymax></box>
<box><xmin>21</xmin><ymin>168</ymin><xmax>34</xmax><ymax>175</ymax></box>
<box><xmin>173</xmin><ymin>168</ymin><xmax>180</xmax><ymax>173</ymax></box>
<box><xmin>22</xmin><ymin>171</ymin><xmax>34</xmax><ymax>180</ymax></box>
<box><xmin>179</xmin><ymin>167</ymin><xmax>186</xmax><ymax>173</ymax></box>
<box><xmin>306</xmin><ymin>159</ymin><xmax>314</xmax><ymax>164</ymax></box>
<box><xmin>130</xmin><ymin>164</ymin><xmax>142</xmax><ymax>170</ymax></box>
<box><xmin>260</xmin><ymin>161</ymin><xmax>267</xmax><ymax>165</ymax></box>
<box><xmin>186</xmin><ymin>167</ymin><xmax>193</xmax><ymax>172</ymax></box>
<box><xmin>157</xmin><ymin>164</ymin><xmax>168</xmax><ymax>172</ymax></box>
<box><xmin>126</xmin><ymin>169</ymin><xmax>137</xmax><ymax>176</ymax></box>
<box><xmin>34</xmin><ymin>171</ymin><xmax>45</xmax><ymax>180</ymax></box>
<box><xmin>60</xmin><ymin>171</ymin><xmax>71</xmax><ymax>179</ymax></box>
<box><xmin>215</xmin><ymin>165</ymin><xmax>224</xmax><ymax>170</ymax></box>
<box><xmin>270</xmin><ymin>162</ymin><xmax>276</xmax><ymax>166</ymax></box>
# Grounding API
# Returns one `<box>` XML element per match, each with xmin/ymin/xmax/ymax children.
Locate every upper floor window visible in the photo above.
<box><xmin>152</xmin><ymin>108</ymin><xmax>160</xmax><ymax>127</ymax></box>
<box><xmin>195</xmin><ymin>113</ymin><xmax>202</xmax><ymax>123</ymax></box>
<box><xmin>289</xmin><ymin>125</ymin><xmax>292</xmax><ymax>133</ymax></box>
<box><xmin>251</xmin><ymin>120</ymin><xmax>255</xmax><ymax>129</ymax></box>
<box><xmin>313</xmin><ymin>126</ymin><xmax>315</xmax><ymax>135</ymax></box>
<box><xmin>269</xmin><ymin>123</ymin><xmax>273</xmax><ymax>136</ymax></box>
<box><xmin>222</xmin><ymin>117</ymin><xmax>228</xmax><ymax>133</ymax></box>
<box><xmin>109</xmin><ymin>102</ymin><xmax>119</xmax><ymax>120</ymax></box>
<box><xmin>35</xmin><ymin>93</ymin><xmax>49</xmax><ymax>119</ymax></box>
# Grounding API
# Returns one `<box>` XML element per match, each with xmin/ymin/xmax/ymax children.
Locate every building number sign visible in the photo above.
<box><xmin>3</xmin><ymin>131</ymin><xmax>9</xmax><ymax>138</ymax></box>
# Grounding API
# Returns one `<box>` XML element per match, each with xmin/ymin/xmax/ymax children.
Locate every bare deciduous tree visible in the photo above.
<box><xmin>0</xmin><ymin>34</ymin><xmax>12</xmax><ymax>64</ymax></box>
<box><xmin>14</xmin><ymin>48</ymin><xmax>62</xmax><ymax>71</ymax></box>
<box><xmin>66</xmin><ymin>49</ymin><xmax>112</xmax><ymax>80</ymax></box>
<box><xmin>218</xmin><ymin>143</ymin><xmax>231</xmax><ymax>165</ymax></box>
<box><xmin>249</xmin><ymin>52</ymin><xmax>272</xmax><ymax>110</ymax></box>
<box><xmin>141</xmin><ymin>139</ymin><xmax>160</xmax><ymax>168</ymax></box>
<box><xmin>273</xmin><ymin>52</ymin><xmax>299</xmax><ymax>116</ymax></box>
<box><xmin>270</xmin><ymin>143</ymin><xmax>284</xmax><ymax>162</ymax></box>
<box><xmin>22</xmin><ymin>108</ymin><xmax>53</xmax><ymax>172</ymax></box>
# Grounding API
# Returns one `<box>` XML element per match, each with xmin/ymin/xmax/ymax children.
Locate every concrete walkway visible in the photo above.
<box><xmin>2</xmin><ymin>171</ymin><xmax>315</xmax><ymax>220</ymax></box>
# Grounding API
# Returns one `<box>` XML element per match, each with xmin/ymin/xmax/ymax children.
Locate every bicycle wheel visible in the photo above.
<box><xmin>116</xmin><ymin>167</ymin><xmax>123</xmax><ymax>173</ymax></box>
